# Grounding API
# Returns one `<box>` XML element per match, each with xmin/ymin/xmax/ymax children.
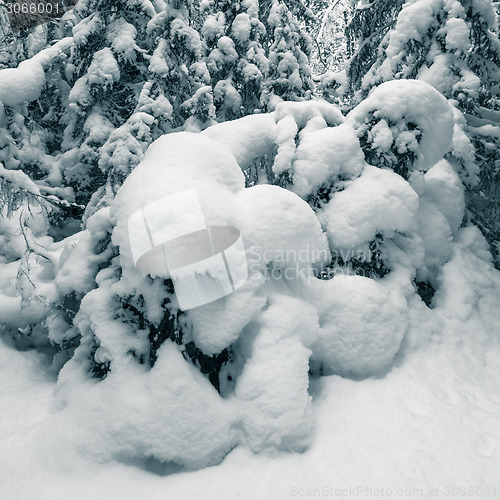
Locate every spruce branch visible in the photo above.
<box><xmin>0</xmin><ymin>163</ymin><xmax>84</xmax><ymax>217</ymax></box>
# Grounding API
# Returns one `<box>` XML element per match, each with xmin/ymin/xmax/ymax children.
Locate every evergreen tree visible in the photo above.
<box><xmin>345</xmin><ymin>0</ymin><xmax>500</xmax><ymax>266</ymax></box>
<box><xmin>60</xmin><ymin>0</ymin><xmax>156</xmax><ymax>204</ymax></box>
<box><xmin>303</xmin><ymin>0</ymin><xmax>353</xmax><ymax>75</ymax></box>
<box><xmin>345</xmin><ymin>0</ymin><xmax>405</xmax><ymax>93</ymax></box>
<box><xmin>201</xmin><ymin>0</ymin><xmax>268</xmax><ymax>120</ymax></box>
<box><xmin>56</xmin><ymin>0</ymin><xmax>214</xmax><ymax>208</ymax></box>
<box><xmin>261</xmin><ymin>0</ymin><xmax>314</xmax><ymax>109</ymax></box>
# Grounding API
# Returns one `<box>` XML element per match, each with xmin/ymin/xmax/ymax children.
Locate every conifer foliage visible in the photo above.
<box><xmin>1</xmin><ymin>0</ymin><xmax>500</xmax><ymax>475</ymax></box>
<box><xmin>345</xmin><ymin>0</ymin><xmax>500</xmax><ymax>265</ymax></box>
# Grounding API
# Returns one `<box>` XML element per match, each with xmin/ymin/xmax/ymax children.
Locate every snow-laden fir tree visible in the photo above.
<box><xmin>2</xmin><ymin>0</ymin><xmax>500</xmax><ymax>473</ymax></box>
<box><xmin>200</xmin><ymin>0</ymin><xmax>315</xmax><ymax>118</ymax></box>
<box><xmin>302</xmin><ymin>0</ymin><xmax>353</xmax><ymax>74</ymax></box>
<box><xmin>4</xmin><ymin>78</ymin><xmax>487</xmax><ymax>470</ymax></box>
<box><xmin>60</xmin><ymin>0</ymin><xmax>156</xmax><ymax>203</ymax></box>
<box><xmin>260</xmin><ymin>0</ymin><xmax>314</xmax><ymax>109</ymax></box>
<box><xmin>201</xmin><ymin>0</ymin><xmax>268</xmax><ymax>121</ymax></box>
<box><xmin>345</xmin><ymin>0</ymin><xmax>500</xmax><ymax>266</ymax></box>
<box><xmin>345</xmin><ymin>0</ymin><xmax>406</xmax><ymax>92</ymax></box>
<box><xmin>59</xmin><ymin>0</ymin><xmax>216</xmax><ymax>208</ymax></box>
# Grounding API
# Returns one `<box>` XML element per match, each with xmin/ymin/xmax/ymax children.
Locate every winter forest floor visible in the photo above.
<box><xmin>1</xmin><ymin>320</ymin><xmax>500</xmax><ymax>500</ymax></box>
<box><xmin>1</xmin><ymin>233</ymin><xmax>500</xmax><ymax>499</ymax></box>
<box><xmin>1</xmin><ymin>0</ymin><xmax>500</xmax><ymax>497</ymax></box>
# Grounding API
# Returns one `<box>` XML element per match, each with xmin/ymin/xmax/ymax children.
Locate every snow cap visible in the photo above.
<box><xmin>347</xmin><ymin>80</ymin><xmax>455</xmax><ymax>171</ymax></box>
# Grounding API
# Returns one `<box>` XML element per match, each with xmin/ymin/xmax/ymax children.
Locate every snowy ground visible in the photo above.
<box><xmin>1</xmin><ymin>301</ymin><xmax>499</xmax><ymax>500</ymax></box>
<box><xmin>1</xmin><ymin>93</ymin><xmax>499</xmax><ymax>499</ymax></box>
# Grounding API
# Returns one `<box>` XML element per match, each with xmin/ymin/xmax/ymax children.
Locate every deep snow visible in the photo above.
<box><xmin>1</xmin><ymin>296</ymin><xmax>499</xmax><ymax>500</ymax></box>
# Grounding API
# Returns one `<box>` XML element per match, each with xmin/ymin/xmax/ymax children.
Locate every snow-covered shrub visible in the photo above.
<box><xmin>345</xmin><ymin>79</ymin><xmax>455</xmax><ymax>178</ymax></box>
<box><xmin>1</xmin><ymin>2</ymin><xmax>498</xmax><ymax>472</ymax></box>
<box><xmin>345</xmin><ymin>0</ymin><xmax>500</xmax><ymax>266</ymax></box>
<box><xmin>34</xmin><ymin>82</ymin><xmax>482</xmax><ymax>468</ymax></box>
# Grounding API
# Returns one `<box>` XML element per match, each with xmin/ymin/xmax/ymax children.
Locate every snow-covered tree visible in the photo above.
<box><xmin>10</xmin><ymin>78</ymin><xmax>490</xmax><ymax>469</ymax></box>
<box><xmin>201</xmin><ymin>0</ymin><xmax>268</xmax><ymax>120</ymax></box>
<box><xmin>57</xmin><ymin>0</ymin><xmax>216</xmax><ymax>208</ymax></box>
<box><xmin>302</xmin><ymin>0</ymin><xmax>353</xmax><ymax>74</ymax></box>
<box><xmin>3</xmin><ymin>0</ymin><xmax>500</xmax><ymax>479</ymax></box>
<box><xmin>0</xmin><ymin>36</ymin><xmax>81</xmax><ymax>228</ymax></box>
<box><xmin>261</xmin><ymin>0</ymin><xmax>314</xmax><ymax>109</ymax></box>
<box><xmin>345</xmin><ymin>0</ymin><xmax>406</xmax><ymax>92</ymax></box>
<box><xmin>345</xmin><ymin>0</ymin><xmax>500</xmax><ymax>266</ymax></box>
<box><xmin>60</xmin><ymin>0</ymin><xmax>155</xmax><ymax>203</ymax></box>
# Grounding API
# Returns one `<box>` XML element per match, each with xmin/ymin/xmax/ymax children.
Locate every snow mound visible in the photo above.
<box><xmin>57</xmin><ymin>342</ymin><xmax>238</xmax><ymax>469</ymax></box>
<box><xmin>5</xmin><ymin>92</ymin><xmax>496</xmax><ymax>477</ymax></box>
<box><xmin>423</xmin><ymin>160</ymin><xmax>465</xmax><ymax>234</ymax></box>
<box><xmin>433</xmin><ymin>225</ymin><xmax>500</xmax><ymax>326</ymax></box>
<box><xmin>202</xmin><ymin>114</ymin><xmax>277</xmax><ymax>170</ymax></box>
<box><xmin>274</xmin><ymin>99</ymin><xmax>345</xmax><ymax>129</ymax></box>
<box><xmin>412</xmin><ymin>160</ymin><xmax>465</xmax><ymax>281</ymax></box>
<box><xmin>291</xmin><ymin>123</ymin><xmax>366</xmax><ymax>198</ymax></box>
<box><xmin>112</xmin><ymin>131</ymin><xmax>245</xmax><ymax>268</ymax></box>
<box><xmin>307</xmin><ymin>275</ymin><xmax>407</xmax><ymax>377</ymax></box>
<box><xmin>237</xmin><ymin>184</ymin><xmax>330</xmax><ymax>275</ymax></box>
<box><xmin>346</xmin><ymin>80</ymin><xmax>455</xmax><ymax>171</ymax></box>
<box><xmin>234</xmin><ymin>296</ymin><xmax>318</xmax><ymax>452</ymax></box>
<box><xmin>187</xmin><ymin>274</ymin><xmax>267</xmax><ymax>355</ymax></box>
<box><xmin>0</xmin><ymin>60</ymin><xmax>45</xmax><ymax>107</ymax></box>
<box><xmin>319</xmin><ymin>165</ymin><xmax>419</xmax><ymax>249</ymax></box>
<box><xmin>417</xmin><ymin>200</ymin><xmax>454</xmax><ymax>280</ymax></box>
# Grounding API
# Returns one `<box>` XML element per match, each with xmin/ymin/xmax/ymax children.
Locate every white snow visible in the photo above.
<box><xmin>291</xmin><ymin>124</ymin><xmax>365</xmax><ymax>197</ymax></box>
<box><xmin>417</xmin><ymin>199</ymin><xmax>454</xmax><ymax>279</ymax></box>
<box><xmin>149</xmin><ymin>39</ymin><xmax>170</xmax><ymax>76</ymax></box>
<box><xmin>265</xmin><ymin>96</ymin><xmax>346</xmax><ymax>181</ymax></box>
<box><xmin>207</xmin><ymin>37</ymin><xmax>238</xmax><ymax>74</ymax></box>
<box><xmin>274</xmin><ymin>99</ymin><xmax>345</xmax><ymax>129</ymax></box>
<box><xmin>422</xmin><ymin>160</ymin><xmax>465</xmax><ymax>235</ymax></box>
<box><xmin>0</xmin><ymin>36</ymin><xmax>73</xmax><ymax>107</ymax></box>
<box><xmin>236</xmin><ymin>184</ymin><xmax>330</xmax><ymax>275</ymax></box>
<box><xmin>87</xmin><ymin>48</ymin><xmax>121</xmax><ymax>87</ymax></box>
<box><xmin>1</xmin><ymin>231</ymin><xmax>499</xmax><ymax>496</ymax></box>
<box><xmin>202</xmin><ymin>13</ymin><xmax>226</xmax><ymax>43</ymax></box>
<box><xmin>187</xmin><ymin>274</ymin><xmax>267</xmax><ymax>355</ymax></box>
<box><xmin>234</xmin><ymin>296</ymin><xmax>317</xmax><ymax>452</ymax></box>
<box><xmin>213</xmin><ymin>79</ymin><xmax>242</xmax><ymax>113</ymax></box>
<box><xmin>418</xmin><ymin>53</ymin><xmax>457</xmax><ymax>94</ymax></box>
<box><xmin>444</xmin><ymin>0</ymin><xmax>466</xmax><ymax>18</ymax></box>
<box><xmin>107</xmin><ymin>18</ymin><xmax>140</xmax><ymax>62</ymax></box>
<box><xmin>112</xmin><ymin>131</ymin><xmax>245</xmax><ymax>232</ymax></box>
<box><xmin>0</xmin><ymin>60</ymin><xmax>45</xmax><ymax>107</ymax></box>
<box><xmin>445</xmin><ymin>17</ymin><xmax>471</xmax><ymax>51</ymax></box>
<box><xmin>56</xmin><ymin>340</ymin><xmax>238</xmax><ymax>469</ymax></box>
<box><xmin>319</xmin><ymin>164</ymin><xmax>419</xmax><ymax>249</ymax></box>
<box><xmin>307</xmin><ymin>275</ymin><xmax>407</xmax><ymax>377</ymax></box>
<box><xmin>231</xmin><ymin>14</ymin><xmax>252</xmax><ymax>43</ymax></box>
<box><xmin>0</xmin><ymin>162</ymin><xmax>41</xmax><ymax>195</ymax></box>
<box><xmin>346</xmin><ymin>80</ymin><xmax>455</xmax><ymax>172</ymax></box>
<box><xmin>68</xmin><ymin>48</ymin><xmax>120</xmax><ymax>109</ymax></box>
<box><xmin>202</xmin><ymin>114</ymin><xmax>277</xmax><ymax>170</ymax></box>
<box><xmin>1</xmin><ymin>71</ymin><xmax>500</xmax><ymax>499</ymax></box>
<box><xmin>385</xmin><ymin>0</ymin><xmax>442</xmax><ymax>61</ymax></box>
<box><xmin>272</xmin><ymin>113</ymin><xmax>298</xmax><ymax>175</ymax></box>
